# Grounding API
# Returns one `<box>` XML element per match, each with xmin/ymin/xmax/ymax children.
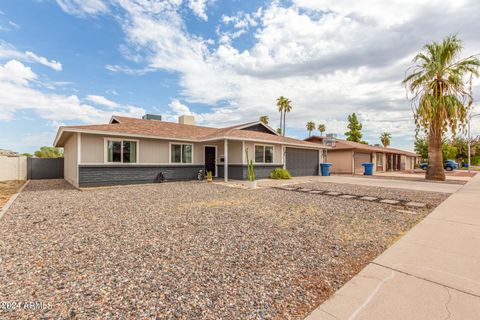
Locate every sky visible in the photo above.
<box><xmin>1</xmin><ymin>0</ymin><xmax>480</xmax><ymax>154</ymax></box>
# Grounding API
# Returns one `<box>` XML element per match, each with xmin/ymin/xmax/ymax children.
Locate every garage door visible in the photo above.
<box><xmin>354</xmin><ymin>152</ymin><xmax>371</xmax><ymax>174</ymax></box>
<box><xmin>286</xmin><ymin>148</ymin><xmax>319</xmax><ymax>176</ymax></box>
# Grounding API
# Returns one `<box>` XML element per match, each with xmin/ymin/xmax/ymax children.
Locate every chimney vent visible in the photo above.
<box><xmin>142</xmin><ymin>114</ymin><xmax>162</xmax><ymax>121</ymax></box>
<box><xmin>178</xmin><ymin>115</ymin><xmax>195</xmax><ymax>125</ymax></box>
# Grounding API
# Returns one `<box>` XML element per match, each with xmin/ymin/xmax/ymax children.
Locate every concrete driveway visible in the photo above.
<box><xmin>222</xmin><ymin>175</ymin><xmax>464</xmax><ymax>194</ymax></box>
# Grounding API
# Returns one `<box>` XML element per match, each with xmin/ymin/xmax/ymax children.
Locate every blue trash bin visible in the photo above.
<box><xmin>320</xmin><ymin>163</ymin><xmax>332</xmax><ymax>176</ymax></box>
<box><xmin>362</xmin><ymin>162</ymin><xmax>374</xmax><ymax>175</ymax></box>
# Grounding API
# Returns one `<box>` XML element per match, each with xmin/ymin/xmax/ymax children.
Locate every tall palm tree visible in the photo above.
<box><xmin>380</xmin><ymin>132</ymin><xmax>392</xmax><ymax>147</ymax></box>
<box><xmin>306</xmin><ymin>121</ymin><xmax>316</xmax><ymax>137</ymax></box>
<box><xmin>318</xmin><ymin>124</ymin><xmax>326</xmax><ymax>136</ymax></box>
<box><xmin>276</xmin><ymin>96</ymin><xmax>285</xmax><ymax>134</ymax></box>
<box><xmin>403</xmin><ymin>35</ymin><xmax>480</xmax><ymax>181</ymax></box>
<box><xmin>282</xmin><ymin>97</ymin><xmax>292</xmax><ymax>136</ymax></box>
<box><xmin>259</xmin><ymin>115</ymin><xmax>269</xmax><ymax>125</ymax></box>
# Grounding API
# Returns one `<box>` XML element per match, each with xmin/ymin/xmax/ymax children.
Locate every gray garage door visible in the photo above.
<box><xmin>286</xmin><ymin>148</ymin><xmax>319</xmax><ymax>176</ymax></box>
<box><xmin>354</xmin><ymin>152</ymin><xmax>371</xmax><ymax>174</ymax></box>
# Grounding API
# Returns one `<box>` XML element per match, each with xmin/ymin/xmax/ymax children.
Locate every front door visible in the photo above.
<box><xmin>204</xmin><ymin>146</ymin><xmax>216</xmax><ymax>176</ymax></box>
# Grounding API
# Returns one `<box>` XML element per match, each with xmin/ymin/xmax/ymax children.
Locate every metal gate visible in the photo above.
<box><xmin>354</xmin><ymin>152</ymin><xmax>371</xmax><ymax>174</ymax></box>
<box><xmin>27</xmin><ymin>158</ymin><xmax>64</xmax><ymax>179</ymax></box>
<box><xmin>286</xmin><ymin>148</ymin><xmax>319</xmax><ymax>176</ymax></box>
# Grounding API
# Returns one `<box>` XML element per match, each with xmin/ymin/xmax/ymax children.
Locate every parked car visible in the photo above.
<box><xmin>419</xmin><ymin>160</ymin><xmax>458</xmax><ymax>171</ymax></box>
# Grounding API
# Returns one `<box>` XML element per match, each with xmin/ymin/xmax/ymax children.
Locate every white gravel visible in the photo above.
<box><xmin>0</xmin><ymin>179</ymin><xmax>448</xmax><ymax>319</ymax></box>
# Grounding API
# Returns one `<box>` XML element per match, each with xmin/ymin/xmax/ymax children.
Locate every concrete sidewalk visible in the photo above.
<box><xmin>306</xmin><ymin>174</ymin><xmax>480</xmax><ymax>319</ymax></box>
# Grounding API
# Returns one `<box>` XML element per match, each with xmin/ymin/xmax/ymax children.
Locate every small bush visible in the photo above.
<box><xmin>269</xmin><ymin>168</ymin><xmax>292</xmax><ymax>179</ymax></box>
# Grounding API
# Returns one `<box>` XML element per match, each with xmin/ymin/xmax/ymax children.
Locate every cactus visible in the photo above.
<box><xmin>245</xmin><ymin>149</ymin><xmax>255</xmax><ymax>182</ymax></box>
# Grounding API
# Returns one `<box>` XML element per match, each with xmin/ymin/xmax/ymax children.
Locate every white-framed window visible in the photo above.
<box><xmin>105</xmin><ymin>139</ymin><xmax>138</xmax><ymax>163</ymax></box>
<box><xmin>254</xmin><ymin>144</ymin><xmax>274</xmax><ymax>163</ymax></box>
<box><xmin>377</xmin><ymin>153</ymin><xmax>383</xmax><ymax>166</ymax></box>
<box><xmin>170</xmin><ymin>143</ymin><xmax>193</xmax><ymax>163</ymax></box>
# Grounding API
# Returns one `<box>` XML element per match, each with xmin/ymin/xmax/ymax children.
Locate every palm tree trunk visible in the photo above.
<box><xmin>283</xmin><ymin>111</ymin><xmax>286</xmax><ymax>136</ymax></box>
<box><xmin>279</xmin><ymin>111</ymin><xmax>283</xmax><ymax>134</ymax></box>
<box><xmin>426</xmin><ymin>127</ymin><xmax>445</xmax><ymax>181</ymax></box>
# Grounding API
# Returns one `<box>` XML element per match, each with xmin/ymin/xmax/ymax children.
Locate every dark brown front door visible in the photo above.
<box><xmin>204</xmin><ymin>146</ymin><xmax>216</xmax><ymax>176</ymax></box>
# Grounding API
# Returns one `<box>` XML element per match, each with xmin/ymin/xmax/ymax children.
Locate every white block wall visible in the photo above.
<box><xmin>0</xmin><ymin>156</ymin><xmax>27</xmax><ymax>181</ymax></box>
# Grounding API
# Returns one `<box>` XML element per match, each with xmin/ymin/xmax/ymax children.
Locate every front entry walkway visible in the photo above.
<box><xmin>305</xmin><ymin>173</ymin><xmax>480</xmax><ymax>319</ymax></box>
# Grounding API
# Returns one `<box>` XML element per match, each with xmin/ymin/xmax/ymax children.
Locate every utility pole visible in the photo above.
<box><xmin>467</xmin><ymin>113</ymin><xmax>480</xmax><ymax>173</ymax></box>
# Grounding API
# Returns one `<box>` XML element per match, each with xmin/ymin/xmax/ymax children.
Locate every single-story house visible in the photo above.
<box><xmin>54</xmin><ymin>115</ymin><xmax>329</xmax><ymax>187</ymax></box>
<box><xmin>304</xmin><ymin>136</ymin><xmax>420</xmax><ymax>174</ymax></box>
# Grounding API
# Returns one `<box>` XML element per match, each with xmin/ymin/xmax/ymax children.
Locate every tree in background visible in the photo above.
<box><xmin>21</xmin><ymin>153</ymin><xmax>33</xmax><ymax>157</ymax></box>
<box><xmin>34</xmin><ymin>146</ymin><xmax>63</xmax><ymax>158</ymax></box>
<box><xmin>259</xmin><ymin>115</ymin><xmax>269</xmax><ymax>125</ymax></box>
<box><xmin>306</xmin><ymin>121</ymin><xmax>315</xmax><ymax>137</ymax></box>
<box><xmin>318</xmin><ymin>124</ymin><xmax>326</xmax><ymax>136</ymax></box>
<box><xmin>345</xmin><ymin>113</ymin><xmax>363</xmax><ymax>142</ymax></box>
<box><xmin>276</xmin><ymin>96</ymin><xmax>286</xmax><ymax>135</ymax></box>
<box><xmin>442</xmin><ymin>143</ymin><xmax>458</xmax><ymax>160</ymax></box>
<box><xmin>414</xmin><ymin>138</ymin><xmax>429</xmax><ymax>160</ymax></box>
<box><xmin>282</xmin><ymin>97</ymin><xmax>292</xmax><ymax>136</ymax></box>
<box><xmin>380</xmin><ymin>132</ymin><xmax>392</xmax><ymax>147</ymax></box>
<box><xmin>403</xmin><ymin>35</ymin><xmax>480</xmax><ymax>180</ymax></box>
<box><xmin>276</xmin><ymin>128</ymin><xmax>282</xmax><ymax>134</ymax></box>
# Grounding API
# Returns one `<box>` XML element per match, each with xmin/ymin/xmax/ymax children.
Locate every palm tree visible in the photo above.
<box><xmin>259</xmin><ymin>115</ymin><xmax>269</xmax><ymax>125</ymax></box>
<box><xmin>306</xmin><ymin>121</ymin><xmax>315</xmax><ymax>137</ymax></box>
<box><xmin>318</xmin><ymin>124</ymin><xmax>326</xmax><ymax>136</ymax></box>
<box><xmin>282</xmin><ymin>97</ymin><xmax>292</xmax><ymax>136</ymax></box>
<box><xmin>403</xmin><ymin>35</ymin><xmax>480</xmax><ymax>181</ymax></box>
<box><xmin>276</xmin><ymin>96</ymin><xmax>285</xmax><ymax>134</ymax></box>
<box><xmin>380</xmin><ymin>132</ymin><xmax>392</xmax><ymax>147</ymax></box>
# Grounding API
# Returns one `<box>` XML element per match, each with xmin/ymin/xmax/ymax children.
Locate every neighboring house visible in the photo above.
<box><xmin>305</xmin><ymin>136</ymin><xmax>420</xmax><ymax>174</ymax></box>
<box><xmin>54</xmin><ymin>115</ymin><xmax>329</xmax><ymax>187</ymax></box>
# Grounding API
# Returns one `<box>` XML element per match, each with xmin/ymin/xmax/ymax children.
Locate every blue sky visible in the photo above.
<box><xmin>1</xmin><ymin>0</ymin><xmax>480</xmax><ymax>153</ymax></box>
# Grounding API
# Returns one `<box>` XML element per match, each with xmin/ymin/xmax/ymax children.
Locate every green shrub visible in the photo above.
<box><xmin>269</xmin><ymin>168</ymin><xmax>292</xmax><ymax>179</ymax></box>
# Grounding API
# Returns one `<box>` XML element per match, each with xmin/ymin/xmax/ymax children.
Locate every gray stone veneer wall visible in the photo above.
<box><xmin>78</xmin><ymin>164</ymin><xmax>204</xmax><ymax>187</ymax></box>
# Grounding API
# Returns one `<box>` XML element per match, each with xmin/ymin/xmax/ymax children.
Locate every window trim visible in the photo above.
<box><xmin>253</xmin><ymin>144</ymin><xmax>274</xmax><ymax>164</ymax></box>
<box><xmin>169</xmin><ymin>142</ymin><xmax>194</xmax><ymax>164</ymax></box>
<box><xmin>104</xmin><ymin>137</ymin><xmax>140</xmax><ymax>164</ymax></box>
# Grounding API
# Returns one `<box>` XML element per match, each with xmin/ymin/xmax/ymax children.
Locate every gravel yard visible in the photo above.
<box><xmin>0</xmin><ymin>180</ymin><xmax>448</xmax><ymax>319</ymax></box>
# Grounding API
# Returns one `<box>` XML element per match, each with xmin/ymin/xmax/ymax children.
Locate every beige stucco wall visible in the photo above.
<box><xmin>244</xmin><ymin>141</ymin><xmax>283</xmax><ymax>164</ymax></box>
<box><xmin>64</xmin><ymin>133</ymin><xmax>78</xmax><ymax>186</ymax></box>
<box><xmin>78</xmin><ymin>133</ymin><xmax>290</xmax><ymax>166</ymax></box>
<box><xmin>0</xmin><ymin>156</ymin><xmax>27</xmax><ymax>181</ymax></box>
<box><xmin>327</xmin><ymin>150</ymin><xmax>353</xmax><ymax>173</ymax></box>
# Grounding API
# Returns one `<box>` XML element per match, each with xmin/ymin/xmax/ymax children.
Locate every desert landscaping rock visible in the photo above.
<box><xmin>339</xmin><ymin>195</ymin><xmax>356</xmax><ymax>199</ymax></box>
<box><xmin>360</xmin><ymin>196</ymin><xmax>378</xmax><ymax>201</ymax></box>
<box><xmin>380</xmin><ymin>199</ymin><xmax>401</xmax><ymax>205</ymax></box>
<box><xmin>309</xmin><ymin>190</ymin><xmax>323</xmax><ymax>194</ymax></box>
<box><xmin>405</xmin><ymin>201</ymin><xmax>427</xmax><ymax>208</ymax></box>
<box><xmin>325</xmin><ymin>191</ymin><xmax>342</xmax><ymax>196</ymax></box>
<box><xmin>0</xmin><ymin>180</ymin><xmax>448</xmax><ymax>319</ymax></box>
<box><xmin>298</xmin><ymin>188</ymin><xmax>312</xmax><ymax>192</ymax></box>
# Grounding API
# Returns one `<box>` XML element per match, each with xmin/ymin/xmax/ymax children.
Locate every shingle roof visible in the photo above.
<box><xmin>305</xmin><ymin>136</ymin><xmax>419</xmax><ymax>157</ymax></box>
<box><xmin>55</xmin><ymin>116</ymin><xmax>325</xmax><ymax>149</ymax></box>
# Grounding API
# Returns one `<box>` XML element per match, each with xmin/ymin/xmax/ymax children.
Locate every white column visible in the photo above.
<box><xmin>224</xmin><ymin>139</ymin><xmax>228</xmax><ymax>182</ymax></box>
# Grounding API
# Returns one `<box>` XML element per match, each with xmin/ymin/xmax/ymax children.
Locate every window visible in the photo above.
<box><xmin>377</xmin><ymin>153</ymin><xmax>383</xmax><ymax>166</ymax></box>
<box><xmin>171</xmin><ymin>143</ymin><xmax>193</xmax><ymax>163</ymax></box>
<box><xmin>107</xmin><ymin>140</ymin><xmax>137</xmax><ymax>163</ymax></box>
<box><xmin>254</xmin><ymin>145</ymin><xmax>274</xmax><ymax>163</ymax></box>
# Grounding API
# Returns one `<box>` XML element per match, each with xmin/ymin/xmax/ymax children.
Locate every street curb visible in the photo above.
<box><xmin>0</xmin><ymin>180</ymin><xmax>30</xmax><ymax>220</ymax></box>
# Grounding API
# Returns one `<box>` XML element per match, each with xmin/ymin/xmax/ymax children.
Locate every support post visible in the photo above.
<box><xmin>224</xmin><ymin>139</ymin><xmax>228</xmax><ymax>182</ymax></box>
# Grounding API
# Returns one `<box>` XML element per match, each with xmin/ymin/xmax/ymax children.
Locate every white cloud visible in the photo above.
<box><xmin>0</xmin><ymin>41</ymin><xmax>62</xmax><ymax>71</ymax></box>
<box><xmin>187</xmin><ymin>0</ymin><xmax>209</xmax><ymax>21</ymax></box>
<box><xmin>168</xmin><ymin>98</ymin><xmax>193</xmax><ymax>116</ymax></box>
<box><xmin>25</xmin><ymin>51</ymin><xmax>62</xmax><ymax>71</ymax></box>
<box><xmin>0</xmin><ymin>60</ymin><xmax>36</xmax><ymax>85</ymax></box>
<box><xmin>56</xmin><ymin>0</ymin><xmax>480</xmax><ymax>147</ymax></box>
<box><xmin>85</xmin><ymin>94</ymin><xmax>119</xmax><ymax>108</ymax></box>
<box><xmin>0</xmin><ymin>60</ymin><xmax>145</xmax><ymax>123</ymax></box>
<box><xmin>55</xmin><ymin>0</ymin><xmax>108</xmax><ymax>17</ymax></box>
